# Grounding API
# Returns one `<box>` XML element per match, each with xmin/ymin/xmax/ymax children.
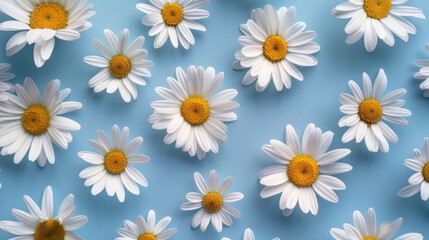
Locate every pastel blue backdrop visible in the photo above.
<box><xmin>0</xmin><ymin>0</ymin><xmax>429</xmax><ymax>239</ymax></box>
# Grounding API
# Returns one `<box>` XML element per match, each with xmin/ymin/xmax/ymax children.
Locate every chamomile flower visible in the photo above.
<box><xmin>180</xmin><ymin>169</ymin><xmax>244</xmax><ymax>232</ymax></box>
<box><xmin>233</xmin><ymin>5</ymin><xmax>320</xmax><ymax>92</ymax></box>
<box><xmin>115</xmin><ymin>210</ymin><xmax>177</xmax><ymax>240</ymax></box>
<box><xmin>414</xmin><ymin>44</ymin><xmax>429</xmax><ymax>97</ymax></box>
<box><xmin>0</xmin><ymin>0</ymin><xmax>95</xmax><ymax>67</ymax></box>
<box><xmin>331</xmin><ymin>0</ymin><xmax>425</xmax><ymax>52</ymax></box>
<box><xmin>338</xmin><ymin>68</ymin><xmax>411</xmax><ymax>153</ymax></box>
<box><xmin>136</xmin><ymin>0</ymin><xmax>209</xmax><ymax>49</ymax></box>
<box><xmin>0</xmin><ymin>186</ymin><xmax>88</xmax><ymax>240</ymax></box>
<box><xmin>221</xmin><ymin>228</ymin><xmax>280</xmax><ymax>240</ymax></box>
<box><xmin>259</xmin><ymin>123</ymin><xmax>352</xmax><ymax>216</ymax></box>
<box><xmin>149</xmin><ymin>65</ymin><xmax>239</xmax><ymax>160</ymax></box>
<box><xmin>84</xmin><ymin>28</ymin><xmax>153</xmax><ymax>103</ymax></box>
<box><xmin>78</xmin><ymin>125</ymin><xmax>150</xmax><ymax>203</ymax></box>
<box><xmin>0</xmin><ymin>77</ymin><xmax>82</xmax><ymax>167</ymax></box>
<box><xmin>0</xmin><ymin>63</ymin><xmax>15</xmax><ymax>101</ymax></box>
<box><xmin>330</xmin><ymin>208</ymin><xmax>423</xmax><ymax>240</ymax></box>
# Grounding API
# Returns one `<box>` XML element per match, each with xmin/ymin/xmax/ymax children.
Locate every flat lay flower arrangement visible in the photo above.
<box><xmin>0</xmin><ymin>0</ymin><xmax>428</xmax><ymax>239</ymax></box>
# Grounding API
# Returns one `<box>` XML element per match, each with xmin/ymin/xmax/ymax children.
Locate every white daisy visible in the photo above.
<box><xmin>0</xmin><ymin>186</ymin><xmax>88</xmax><ymax>240</ymax></box>
<box><xmin>331</xmin><ymin>0</ymin><xmax>425</xmax><ymax>52</ymax></box>
<box><xmin>330</xmin><ymin>208</ymin><xmax>423</xmax><ymax>240</ymax></box>
<box><xmin>115</xmin><ymin>210</ymin><xmax>177</xmax><ymax>240</ymax></box>
<box><xmin>180</xmin><ymin>169</ymin><xmax>244</xmax><ymax>232</ymax></box>
<box><xmin>149</xmin><ymin>65</ymin><xmax>239</xmax><ymax>160</ymax></box>
<box><xmin>259</xmin><ymin>123</ymin><xmax>352</xmax><ymax>216</ymax></box>
<box><xmin>0</xmin><ymin>63</ymin><xmax>15</xmax><ymax>101</ymax></box>
<box><xmin>338</xmin><ymin>68</ymin><xmax>411</xmax><ymax>153</ymax></box>
<box><xmin>0</xmin><ymin>0</ymin><xmax>95</xmax><ymax>67</ymax></box>
<box><xmin>83</xmin><ymin>28</ymin><xmax>153</xmax><ymax>103</ymax></box>
<box><xmin>414</xmin><ymin>44</ymin><xmax>429</xmax><ymax>97</ymax></box>
<box><xmin>0</xmin><ymin>77</ymin><xmax>82</xmax><ymax>167</ymax></box>
<box><xmin>78</xmin><ymin>124</ymin><xmax>150</xmax><ymax>203</ymax></box>
<box><xmin>136</xmin><ymin>0</ymin><xmax>209</xmax><ymax>49</ymax></box>
<box><xmin>232</xmin><ymin>5</ymin><xmax>320</xmax><ymax>92</ymax></box>
<box><xmin>221</xmin><ymin>228</ymin><xmax>280</xmax><ymax>240</ymax></box>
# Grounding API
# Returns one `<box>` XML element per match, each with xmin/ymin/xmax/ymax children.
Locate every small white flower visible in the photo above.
<box><xmin>414</xmin><ymin>44</ymin><xmax>429</xmax><ymax>97</ymax></box>
<box><xmin>180</xmin><ymin>169</ymin><xmax>244</xmax><ymax>232</ymax></box>
<box><xmin>221</xmin><ymin>228</ymin><xmax>280</xmax><ymax>240</ymax></box>
<box><xmin>0</xmin><ymin>186</ymin><xmax>88</xmax><ymax>239</ymax></box>
<box><xmin>84</xmin><ymin>28</ymin><xmax>153</xmax><ymax>103</ymax></box>
<box><xmin>0</xmin><ymin>63</ymin><xmax>15</xmax><ymax>101</ymax></box>
<box><xmin>79</xmin><ymin>124</ymin><xmax>150</xmax><ymax>203</ymax></box>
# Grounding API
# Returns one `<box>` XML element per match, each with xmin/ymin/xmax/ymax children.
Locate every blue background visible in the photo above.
<box><xmin>0</xmin><ymin>0</ymin><xmax>429</xmax><ymax>239</ymax></box>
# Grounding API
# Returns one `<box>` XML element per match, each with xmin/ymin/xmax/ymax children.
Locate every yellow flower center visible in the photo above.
<box><xmin>104</xmin><ymin>150</ymin><xmax>128</xmax><ymax>175</ymax></box>
<box><xmin>34</xmin><ymin>219</ymin><xmax>65</xmax><ymax>240</ymax></box>
<box><xmin>202</xmin><ymin>192</ymin><xmax>223</xmax><ymax>213</ymax></box>
<box><xmin>363</xmin><ymin>0</ymin><xmax>391</xmax><ymax>20</ymax></box>
<box><xmin>109</xmin><ymin>55</ymin><xmax>132</xmax><ymax>79</ymax></box>
<box><xmin>263</xmin><ymin>35</ymin><xmax>288</xmax><ymax>63</ymax></box>
<box><xmin>22</xmin><ymin>105</ymin><xmax>50</xmax><ymax>135</ymax></box>
<box><xmin>287</xmin><ymin>154</ymin><xmax>319</xmax><ymax>188</ymax></box>
<box><xmin>161</xmin><ymin>3</ymin><xmax>184</xmax><ymax>26</ymax></box>
<box><xmin>30</xmin><ymin>3</ymin><xmax>68</xmax><ymax>30</ymax></box>
<box><xmin>422</xmin><ymin>162</ymin><xmax>429</xmax><ymax>182</ymax></box>
<box><xmin>180</xmin><ymin>96</ymin><xmax>210</xmax><ymax>126</ymax></box>
<box><xmin>363</xmin><ymin>237</ymin><xmax>378</xmax><ymax>240</ymax></box>
<box><xmin>358</xmin><ymin>99</ymin><xmax>383</xmax><ymax>125</ymax></box>
<box><xmin>138</xmin><ymin>233</ymin><xmax>157</xmax><ymax>240</ymax></box>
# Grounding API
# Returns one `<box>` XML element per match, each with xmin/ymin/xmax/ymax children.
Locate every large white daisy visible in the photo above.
<box><xmin>0</xmin><ymin>77</ymin><xmax>82</xmax><ymax>167</ymax></box>
<box><xmin>330</xmin><ymin>208</ymin><xmax>423</xmax><ymax>240</ymax></box>
<box><xmin>180</xmin><ymin>169</ymin><xmax>244</xmax><ymax>232</ymax></box>
<box><xmin>259</xmin><ymin>123</ymin><xmax>352</xmax><ymax>216</ymax></box>
<box><xmin>221</xmin><ymin>228</ymin><xmax>280</xmax><ymax>240</ymax></box>
<box><xmin>78</xmin><ymin>124</ymin><xmax>150</xmax><ymax>203</ymax></box>
<box><xmin>414</xmin><ymin>44</ymin><xmax>429</xmax><ymax>97</ymax></box>
<box><xmin>0</xmin><ymin>63</ymin><xmax>15</xmax><ymax>101</ymax></box>
<box><xmin>136</xmin><ymin>0</ymin><xmax>209</xmax><ymax>49</ymax></box>
<box><xmin>149</xmin><ymin>65</ymin><xmax>239</xmax><ymax>160</ymax></box>
<box><xmin>338</xmin><ymin>68</ymin><xmax>411</xmax><ymax>153</ymax></box>
<box><xmin>115</xmin><ymin>210</ymin><xmax>176</xmax><ymax>240</ymax></box>
<box><xmin>0</xmin><ymin>186</ymin><xmax>88</xmax><ymax>240</ymax></box>
<box><xmin>0</xmin><ymin>0</ymin><xmax>95</xmax><ymax>67</ymax></box>
<box><xmin>84</xmin><ymin>28</ymin><xmax>153</xmax><ymax>103</ymax></box>
<box><xmin>233</xmin><ymin>5</ymin><xmax>320</xmax><ymax>92</ymax></box>
<box><xmin>331</xmin><ymin>0</ymin><xmax>425</xmax><ymax>52</ymax></box>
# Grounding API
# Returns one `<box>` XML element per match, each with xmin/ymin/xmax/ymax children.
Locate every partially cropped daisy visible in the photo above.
<box><xmin>180</xmin><ymin>169</ymin><xmax>244</xmax><ymax>232</ymax></box>
<box><xmin>221</xmin><ymin>228</ymin><xmax>280</xmax><ymax>240</ymax></box>
<box><xmin>0</xmin><ymin>186</ymin><xmax>88</xmax><ymax>239</ymax></box>
<box><xmin>330</xmin><ymin>208</ymin><xmax>423</xmax><ymax>240</ymax></box>
<box><xmin>331</xmin><ymin>0</ymin><xmax>425</xmax><ymax>52</ymax></box>
<box><xmin>78</xmin><ymin>125</ymin><xmax>150</xmax><ymax>202</ymax></box>
<box><xmin>338</xmin><ymin>68</ymin><xmax>411</xmax><ymax>153</ymax></box>
<box><xmin>84</xmin><ymin>28</ymin><xmax>153</xmax><ymax>103</ymax></box>
<box><xmin>259</xmin><ymin>123</ymin><xmax>352</xmax><ymax>216</ymax></box>
<box><xmin>0</xmin><ymin>77</ymin><xmax>82</xmax><ymax>167</ymax></box>
<box><xmin>115</xmin><ymin>210</ymin><xmax>177</xmax><ymax>240</ymax></box>
<box><xmin>233</xmin><ymin>5</ymin><xmax>320</xmax><ymax>92</ymax></box>
<box><xmin>149</xmin><ymin>65</ymin><xmax>239</xmax><ymax>160</ymax></box>
<box><xmin>0</xmin><ymin>63</ymin><xmax>15</xmax><ymax>101</ymax></box>
<box><xmin>415</xmin><ymin>44</ymin><xmax>429</xmax><ymax>97</ymax></box>
<box><xmin>0</xmin><ymin>0</ymin><xmax>95</xmax><ymax>67</ymax></box>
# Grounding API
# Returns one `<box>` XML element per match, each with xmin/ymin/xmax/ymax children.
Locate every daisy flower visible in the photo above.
<box><xmin>115</xmin><ymin>210</ymin><xmax>177</xmax><ymax>240</ymax></box>
<box><xmin>78</xmin><ymin>124</ymin><xmax>150</xmax><ymax>203</ymax></box>
<box><xmin>259</xmin><ymin>123</ymin><xmax>352</xmax><ymax>216</ymax></box>
<box><xmin>338</xmin><ymin>68</ymin><xmax>411</xmax><ymax>153</ymax></box>
<box><xmin>0</xmin><ymin>0</ymin><xmax>95</xmax><ymax>67</ymax></box>
<box><xmin>0</xmin><ymin>77</ymin><xmax>82</xmax><ymax>167</ymax></box>
<box><xmin>331</xmin><ymin>0</ymin><xmax>425</xmax><ymax>52</ymax></box>
<box><xmin>136</xmin><ymin>0</ymin><xmax>209</xmax><ymax>49</ymax></box>
<box><xmin>180</xmin><ymin>169</ymin><xmax>244</xmax><ymax>232</ymax></box>
<box><xmin>330</xmin><ymin>208</ymin><xmax>423</xmax><ymax>240</ymax></box>
<box><xmin>0</xmin><ymin>63</ymin><xmax>15</xmax><ymax>101</ymax></box>
<box><xmin>149</xmin><ymin>65</ymin><xmax>239</xmax><ymax>160</ymax></box>
<box><xmin>414</xmin><ymin>44</ymin><xmax>429</xmax><ymax>97</ymax></box>
<box><xmin>0</xmin><ymin>186</ymin><xmax>88</xmax><ymax>240</ymax></box>
<box><xmin>221</xmin><ymin>228</ymin><xmax>280</xmax><ymax>240</ymax></box>
<box><xmin>233</xmin><ymin>5</ymin><xmax>320</xmax><ymax>92</ymax></box>
<box><xmin>83</xmin><ymin>28</ymin><xmax>153</xmax><ymax>103</ymax></box>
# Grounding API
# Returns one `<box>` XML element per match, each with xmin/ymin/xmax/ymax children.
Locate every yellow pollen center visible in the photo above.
<box><xmin>104</xmin><ymin>150</ymin><xmax>128</xmax><ymax>175</ymax></box>
<box><xmin>109</xmin><ymin>55</ymin><xmax>132</xmax><ymax>79</ymax></box>
<box><xmin>263</xmin><ymin>35</ymin><xmax>288</xmax><ymax>62</ymax></box>
<box><xmin>30</xmin><ymin>3</ymin><xmax>68</xmax><ymax>30</ymax></box>
<box><xmin>287</xmin><ymin>154</ymin><xmax>319</xmax><ymax>188</ymax></box>
<box><xmin>422</xmin><ymin>163</ymin><xmax>429</xmax><ymax>182</ymax></box>
<box><xmin>138</xmin><ymin>233</ymin><xmax>157</xmax><ymax>240</ymax></box>
<box><xmin>34</xmin><ymin>219</ymin><xmax>65</xmax><ymax>240</ymax></box>
<box><xmin>202</xmin><ymin>192</ymin><xmax>223</xmax><ymax>213</ymax></box>
<box><xmin>363</xmin><ymin>237</ymin><xmax>378</xmax><ymax>240</ymax></box>
<box><xmin>22</xmin><ymin>105</ymin><xmax>50</xmax><ymax>135</ymax></box>
<box><xmin>363</xmin><ymin>0</ymin><xmax>391</xmax><ymax>20</ymax></box>
<box><xmin>358</xmin><ymin>99</ymin><xmax>383</xmax><ymax>125</ymax></box>
<box><xmin>180</xmin><ymin>96</ymin><xmax>210</xmax><ymax>126</ymax></box>
<box><xmin>161</xmin><ymin>3</ymin><xmax>184</xmax><ymax>26</ymax></box>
